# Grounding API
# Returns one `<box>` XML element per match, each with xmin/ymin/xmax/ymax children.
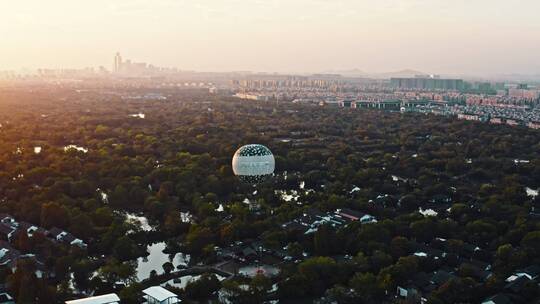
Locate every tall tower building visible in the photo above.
<box><xmin>114</xmin><ymin>52</ymin><xmax>122</xmax><ymax>73</ymax></box>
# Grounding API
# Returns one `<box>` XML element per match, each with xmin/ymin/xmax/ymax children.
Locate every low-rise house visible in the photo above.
<box><xmin>396</xmin><ymin>272</ymin><xmax>431</xmax><ymax>303</ymax></box>
<box><xmin>481</xmin><ymin>294</ymin><xmax>512</xmax><ymax>304</ymax></box>
<box><xmin>0</xmin><ymin>223</ymin><xmax>16</xmax><ymax>242</ymax></box>
<box><xmin>281</xmin><ymin>209</ymin><xmax>326</xmax><ymax>234</ymax></box>
<box><xmin>505</xmin><ymin>265</ymin><xmax>540</xmax><ymax>286</ymax></box>
<box><xmin>429</xmin><ymin>194</ymin><xmax>452</xmax><ymax>204</ymax></box>
<box><xmin>527</xmin><ymin>121</ymin><xmax>540</xmax><ymax>129</ymax></box>
<box><xmin>369</xmin><ymin>194</ymin><xmax>395</xmax><ymax>207</ymax></box>
<box><xmin>396</xmin><ymin>285</ymin><xmax>418</xmax><ymax>298</ymax></box>
<box><xmin>48</xmin><ymin>227</ymin><xmax>87</xmax><ymax>249</ymax></box>
<box><xmin>504</xmin><ymin>276</ymin><xmax>531</xmax><ymax>294</ymax></box>
<box><xmin>506</xmin><ymin>119</ymin><xmax>519</xmax><ymax>126</ymax></box>
<box><xmin>17</xmin><ymin>254</ymin><xmax>47</xmax><ymax>278</ymax></box>
<box><xmin>281</xmin><ymin>220</ymin><xmax>307</xmax><ymax>232</ymax></box>
<box><xmin>0</xmin><ymin>242</ymin><xmax>46</xmax><ymax>278</ymax></box>
<box><xmin>430</xmin><ymin>270</ymin><xmax>455</xmax><ymax>288</ymax></box>
<box><xmin>0</xmin><ymin>240</ymin><xmax>20</xmax><ymax>269</ymax></box>
<box><xmin>391</xmin><ymin>175</ymin><xmax>410</xmax><ymax>184</ymax></box>
<box><xmin>429</xmin><ymin>237</ymin><xmax>448</xmax><ymax>251</ymax></box>
<box><xmin>0</xmin><ymin>293</ymin><xmax>15</xmax><ymax>304</ymax></box>
<box><xmin>142</xmin><ymin>286</ymin><xmax>180</xmax><ymax>304</ymax></box>
<box><xmin>396</xmin><ymin>286</ymin><xmax>424</xmax><ymax>303</ymax></box>
<box><xmin>218</xmin><ymin>242</ymin><xmax>264</xmax><ymax>263</ymax></box>
<box><xmin>339</xmin><ymin>100</ymin><xmax>354</xmax><ymax>108</ymax></box>
<box><xmin>513</xmin><ymin>265</ymin><xmax>540</xmax><ymax>281</ymax></box>
<box><xmin>335</xmin><ymin>208</ymin><xmax>377</xmax><ymax>224</ymax></box>
<box><xmin>65</xmin><ymin>293</ymin><xmax>120</xmax><ymax>304</ymax></box>
<box><xmin>282</xmin><ymin>208</ymin><xmax>377</xmax><ymax>235</ymax></box>
<box><xmin>0</xmin><ymin>215</ymin><xmax>15</xmax><ymax>226</ymax></box>
<box><xmin>17</xmin><ymin>221</ymin><xmax>47</xmax><ymax>238</ymax></box>
<box><xmin>0</xmin><ymin>214</ymin><xmax>85</xmax><ymax>249</ymax></box>
<box><xmin>458</xmin><ymin>113</ymin><xmax>480</xmax><ymax>121</ymax></box>
<box><xmin>411</xmin><ymin>242</ymin><xmax>445</xmax><ymax>260</ymax></box>
<box><xmin>47</xmin><ymin>227</ymin><xmax>65</xmax><ymax>241</ymax></box>
<box><xmin>490</xmin><ymin>117</ymin><xmax>503</xmax><ymax>124</ymax></box>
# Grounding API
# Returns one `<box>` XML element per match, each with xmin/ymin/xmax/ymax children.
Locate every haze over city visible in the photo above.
<box><xmin>2</xmin><ymin>0</ymin><xmax>540</xmax><ymax>76</ymax></box>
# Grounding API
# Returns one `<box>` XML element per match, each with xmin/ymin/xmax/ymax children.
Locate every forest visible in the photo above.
<box><xmin>0</xmin><ymin>87</ymin><xmax>539</xmax><ymax>303</ymax></box>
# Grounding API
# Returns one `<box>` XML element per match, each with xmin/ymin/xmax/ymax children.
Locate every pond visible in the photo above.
<box><xmin>419</xmin><ymin>208</ymin><xmax>438</xmax><ymax>217</ymax></box>
<box><xmin>180</xmin><ymin>212</ymin><xmax>193</xmax><ymax>223</ymax></box>
<box><xmin>275</xmin><ymin>190</ymin><xmax>299</xmax><ymax>202</ymax></box>
<box><xmin>136</xmin><ymin>242</ymin><xmax>190</xmax><ymax>282</ymax></box>
<box><xmin>96</xmin><ymin>188</ymin><xmax>109</xmax><ymax>204</ymax></box>
<box><xmin>124</xmin><ymin>212</ymin><xmax>152</xmax><ymax>232</ymax></box>
<box><xmin>130</xmin><ymin>113</ymin><xmax>146</xmax><ymax>119</ymax></box>
<box><xmin>525</xmin><ymin>187</ymin><xmax>538</xmax><ymax>198</ymax></box>
<box><xmin>216</xmin><ymin>204</ymin><xmax>224</xmax><ymax>212</ymax></box>
<box><xmin>64</xmin><ymin>145</ymin><xmax>88</xmax><ymax>153</ymax></box>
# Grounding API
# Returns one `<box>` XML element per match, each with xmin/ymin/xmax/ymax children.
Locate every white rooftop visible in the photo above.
<box><xmin>142</xmin><ymin>286</ymin><xmax>179</xmax><ymax>302</ymax></box>
<box><xmin>65</xmin><ymin>293</ymin><xmax>120</xmax><ymax>304</ymax></box>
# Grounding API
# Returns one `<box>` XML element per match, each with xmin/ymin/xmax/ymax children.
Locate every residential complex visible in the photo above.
<box><xmin>391</xmin><ymin>76</ymin><xmax>465</xmax><ymax>91</ymax></box>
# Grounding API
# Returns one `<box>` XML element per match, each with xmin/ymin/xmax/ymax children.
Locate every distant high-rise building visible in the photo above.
<box><xmin>114</xmin><ymin>52</ymin><xmax>122</xmax><ymax>73</ymax></box>
<box><xmin>391</xmin><ymin>77</ymin><xmax>464</xmax><ymax>91</ymax></box>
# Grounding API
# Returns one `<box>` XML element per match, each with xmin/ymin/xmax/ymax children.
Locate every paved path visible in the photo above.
<box><xmin>140</xmin><ymin>266</ymin><xmax>233</xmax><ymax>288</ymax></box>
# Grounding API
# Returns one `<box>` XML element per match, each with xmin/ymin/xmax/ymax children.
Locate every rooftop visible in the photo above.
<box><xmin>142</xmin><ymin>286</ymin><xmax>179</xmax><ymax>303</ymax></box>
<box><xmin>65</xmin><ymin>293</ymin><xmax>120</xmax><ymax>304</ymax></box>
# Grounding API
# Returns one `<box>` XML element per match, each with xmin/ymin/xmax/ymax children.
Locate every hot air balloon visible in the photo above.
<box><xmin>232</xmin><ymin>144</ymin><xmax>275</xmax><ymax>183</ymax></box>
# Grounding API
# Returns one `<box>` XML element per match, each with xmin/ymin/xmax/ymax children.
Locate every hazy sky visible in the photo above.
<box><xmin>1</xmin><ymin>0</ymin><xmax>540</xmax><ymax>75</ymax></box>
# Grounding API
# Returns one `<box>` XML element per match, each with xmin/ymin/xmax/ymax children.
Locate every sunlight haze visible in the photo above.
<box><xmin>2</xmin><ymin>0</ymin><xmax>540</xmax><ymax>75</ymax></box>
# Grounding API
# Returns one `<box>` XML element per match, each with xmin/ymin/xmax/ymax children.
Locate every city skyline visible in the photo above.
<box><xmin>5</xmin><ymin>51</ymin><xmax>540</xmax><ymax>83</ymax></box>
<box><xmin>1</xmin><ymin>0</ymin><xmax>540</xmax><ymax>76</ymax></box>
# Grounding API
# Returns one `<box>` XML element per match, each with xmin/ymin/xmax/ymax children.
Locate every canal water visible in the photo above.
<box><xmin>136</xmin><ymin>242</ymin><xmax>190</xmax><ymax>281</ymax></box>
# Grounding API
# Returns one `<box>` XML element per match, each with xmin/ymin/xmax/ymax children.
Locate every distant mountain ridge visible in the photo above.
<box><xmin>321</xmin><ymin>68</ymin><xmax>368</xmax><ymax>77</ymax></box>
<box><xmin>321</xmin><ymin>68</ymin><xmax>427</xmax><ymax>79</ymax></box>
<box><xmin>377</xmin><ymin>69</ymin><xmax>426</xmax><ymax>78</ymax></box>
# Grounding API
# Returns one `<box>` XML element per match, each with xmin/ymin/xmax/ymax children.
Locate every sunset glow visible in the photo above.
<box><xmin>2</xmin><ymin>0</ymin><xmax>540</xmax><ymax>75</ymax></box>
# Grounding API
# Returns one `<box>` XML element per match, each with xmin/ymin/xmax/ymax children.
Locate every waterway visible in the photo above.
<box><xmin>136</xmin><ymin>242</ymin><xmax>190</xmax><ymax>281</ymax></box>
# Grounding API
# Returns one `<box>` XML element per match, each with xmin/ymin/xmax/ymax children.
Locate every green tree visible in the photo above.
<box><xmin>314</xmin><ymin>224</ymin><xmax>337</xmax><ymax>256</ymax></box>
<box><xmin>521</xmin><ymin>231</ymin><xmax>540</xmax><ymax>256</ymax></box>
<box><xmin>40</xmin><ymin>202</ymin><xmax>69</xmax><ymax>229</ymax></box>
<box><xmin>350</xmin><ymin>272</ymin><xmax>380</xmax><ymax>300</ymax></box>
<box><xmin>162</xmin><ymin>261</ymin><xmax>174</xmax><ymax>274</ymax></box>
<box><xmin>184</xmin><ymin>273</ymin><xmax>221</xmax><ymax>300</ymax></box>
<box><xmin>113</xmin><ymin>236</ymin><xmax>138</xmax><ymax>261</ymax></box>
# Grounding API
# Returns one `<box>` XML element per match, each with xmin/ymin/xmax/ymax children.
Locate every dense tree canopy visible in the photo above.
<box><xmin>0</xmin><ymin>87</ymin><xmax>539</xmax><ymax>303</ymax></box>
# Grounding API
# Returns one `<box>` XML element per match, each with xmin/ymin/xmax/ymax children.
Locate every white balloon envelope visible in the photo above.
<box><xmin>232</xmin><ymin>144</ymin><xmax>275</xmax><ymax>183</ymax></box>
